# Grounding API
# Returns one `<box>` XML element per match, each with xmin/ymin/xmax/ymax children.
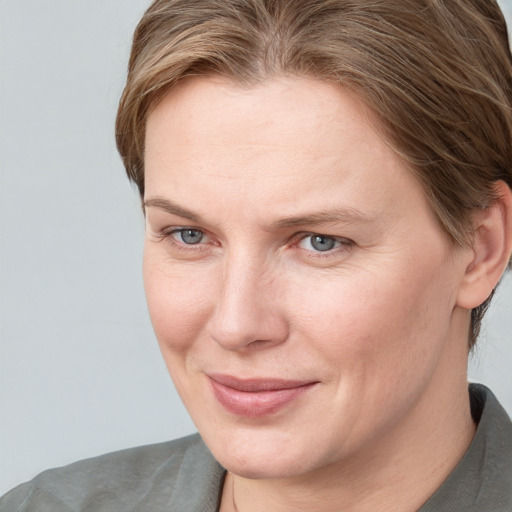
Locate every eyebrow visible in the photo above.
<box><xmin>272</xmin><ymin>208</ymin><xmax>372</xmax><ymax>229</ymax></box>
<box><xmin>144</xmin><ymin>198</ymin><xmax>201</xmax><ymax>222</ymax></box>
<box><xmin>144</xmin><ymin>197</ymin><xmax>372</xmax><ymax>228</ymax></box>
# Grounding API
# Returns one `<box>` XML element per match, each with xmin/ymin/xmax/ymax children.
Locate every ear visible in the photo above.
<box><xmin>456</xmin><ymin>181</ymin><xmax>512</xmax><ymax>309</ymax></box>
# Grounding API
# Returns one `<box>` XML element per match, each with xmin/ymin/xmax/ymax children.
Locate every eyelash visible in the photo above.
<box><xmin>156</xmin><ymin>227</ymin><xmax>354</xmax><ymax>258</ymax></box>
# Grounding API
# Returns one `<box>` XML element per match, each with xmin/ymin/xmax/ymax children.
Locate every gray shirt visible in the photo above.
<box><xmin>1</xmin><ymin>384</ymin><xmax>511</xmax><ymax>511</ymax></box>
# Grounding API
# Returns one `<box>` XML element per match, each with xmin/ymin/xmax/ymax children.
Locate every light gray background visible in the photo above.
<box><xmin>1</xmin><ymin>0</ymin><xmax>511</xmax><ymax>495</ymax></box>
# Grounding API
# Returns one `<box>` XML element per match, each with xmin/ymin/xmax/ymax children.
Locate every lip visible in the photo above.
<box><xmin>208</xmin><ymin>374</ymin><xmax>318</xmax><ymax>418</ymax></box>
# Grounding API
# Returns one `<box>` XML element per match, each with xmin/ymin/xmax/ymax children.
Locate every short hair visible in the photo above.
<box><xmin>116</xmin><ymin>0</ymin><xmax>512</xmax><ymax>348</ymax></box>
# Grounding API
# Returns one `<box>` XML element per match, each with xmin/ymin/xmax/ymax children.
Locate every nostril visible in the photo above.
<box><xmin>208</xmin><ymin>306</ymin><xmax>289</xmax><ymax>351</ymax></box>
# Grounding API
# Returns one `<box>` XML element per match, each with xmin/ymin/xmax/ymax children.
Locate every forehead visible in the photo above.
<box><xmin>143</xmin><ymin>75</ymin><xmax>432</xmax><ymax>228</ymax></box>
<box><xmin>146</xmin><ymin>76</ymin><xmax>383</xmax><ymax>160</ymax></box>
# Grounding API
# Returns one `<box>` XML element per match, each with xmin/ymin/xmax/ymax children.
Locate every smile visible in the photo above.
<box><xmin>208</xmin><ymin>374</ymin><xmax>318</xmax><ymax>418</ymax></box>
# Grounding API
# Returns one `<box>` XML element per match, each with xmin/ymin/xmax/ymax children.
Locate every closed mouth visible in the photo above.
<box><xmin>208</xmin><ymin>374</ymin><xmax>318</xmax><ymax>417</ymax></box>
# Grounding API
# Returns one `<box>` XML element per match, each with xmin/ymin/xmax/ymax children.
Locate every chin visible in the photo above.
<box><xmin>219</xmin><ymin>453</ymin><xmax>309</xmax><ymax>480</ymax></box>
<box><xmin>202</xmin><ymin>427</ymin><xmax>324</xmax><ymax>480</ymax></box>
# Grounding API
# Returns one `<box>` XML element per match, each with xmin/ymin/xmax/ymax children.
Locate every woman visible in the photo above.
<box><xmin>2</xmin><ymin>0</ymin><xmax>512</xmax><ymax>510</ymax></box>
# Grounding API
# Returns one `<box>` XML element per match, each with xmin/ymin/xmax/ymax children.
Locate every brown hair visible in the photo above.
<box><xmin>116</xmin><ymin>0</ymin><xmax>512</xmax><ymax>347</ymax></box>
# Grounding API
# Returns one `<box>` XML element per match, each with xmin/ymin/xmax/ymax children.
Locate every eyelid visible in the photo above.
<box><xmin>164</xmin><ymin>226</ymin><xmax>202</xmax><ymax>235</ymax></box>
<box><xmin>160</xmin><ymin>225</ymin><xmax>203</xmax><ymax>235</ymax></box>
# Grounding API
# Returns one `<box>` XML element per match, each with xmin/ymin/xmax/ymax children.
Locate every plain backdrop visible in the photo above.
<box><xmin>1</xmin><ymin>0</ymin><xmax>512</xmax><ymax>495</ymax></box>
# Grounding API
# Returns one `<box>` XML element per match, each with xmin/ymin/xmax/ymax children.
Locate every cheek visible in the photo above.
<box><xmin>143</xmin><ymin>251</ymin><xmax>214</xmax><ymax>354</ymax></box>
<box><xmin>292</xmin><ymin>263</ymin><xmax>454</xmax><ymax>377</ymax></box>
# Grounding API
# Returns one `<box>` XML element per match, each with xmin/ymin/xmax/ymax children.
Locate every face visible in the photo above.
<box><xmin>143</xmin><ymin>76</ymin><xmax>470</xmax><ymax>479</ymax></box>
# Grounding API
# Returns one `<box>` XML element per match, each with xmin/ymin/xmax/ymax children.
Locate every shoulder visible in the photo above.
<box><xmin>419</xmin><ymin>384</ymin><xmax>512</xmax><ymax>512</ymax></box>
<box><xmin>0</xmin><ymin>434</ymin><xmax>225</xmax><ymax>512</ymax></box>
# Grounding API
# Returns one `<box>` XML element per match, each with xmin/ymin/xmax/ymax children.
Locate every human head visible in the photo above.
<box><xmin>116</xmin><ymin>0</ymin><xmax>512</xmax><ymax>347</ymax></box>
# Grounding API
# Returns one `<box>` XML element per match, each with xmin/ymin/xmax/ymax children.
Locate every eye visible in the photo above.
<box><xmin>298</xmin><ymin>234</ymin><xmax>351</xmax><ymax>253</ymax></box>
<box><xmin>171</xmin><ymin>228</ymin><xmax>205</xmax><ymax>245</ymax></box>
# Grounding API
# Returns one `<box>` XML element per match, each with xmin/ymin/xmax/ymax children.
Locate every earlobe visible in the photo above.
<box><xmin>456</xmin><ymin>181</ymin><xmax>512</xmax><ymax>310</ymax></box>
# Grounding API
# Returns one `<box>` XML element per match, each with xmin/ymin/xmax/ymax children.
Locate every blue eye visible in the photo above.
<box><xmin>298</xmin><ymin>234</ymin><xmax>349</xmax><ymax>253</ymax></box>
<box><xmin>309</xmin><ymin>235</ymin><xmax>336</xmax><ymax>252</ymax></box>
<box><xmin>173</xmin><ymin>229</ymin><xmax>204</xmax><ymax>245</ymax></box>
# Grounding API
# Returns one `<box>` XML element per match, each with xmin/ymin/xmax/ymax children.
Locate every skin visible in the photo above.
<box><xmin>143</xmin><ymin>76</ymin><xmax>479</xmax><ymax>512</ymax></box>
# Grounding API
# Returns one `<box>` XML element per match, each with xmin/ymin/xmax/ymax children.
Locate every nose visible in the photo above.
<box><xmin>207</xmin><ymin>256</ymin><xmax>289</xmax><ymax>351</ymax></box>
